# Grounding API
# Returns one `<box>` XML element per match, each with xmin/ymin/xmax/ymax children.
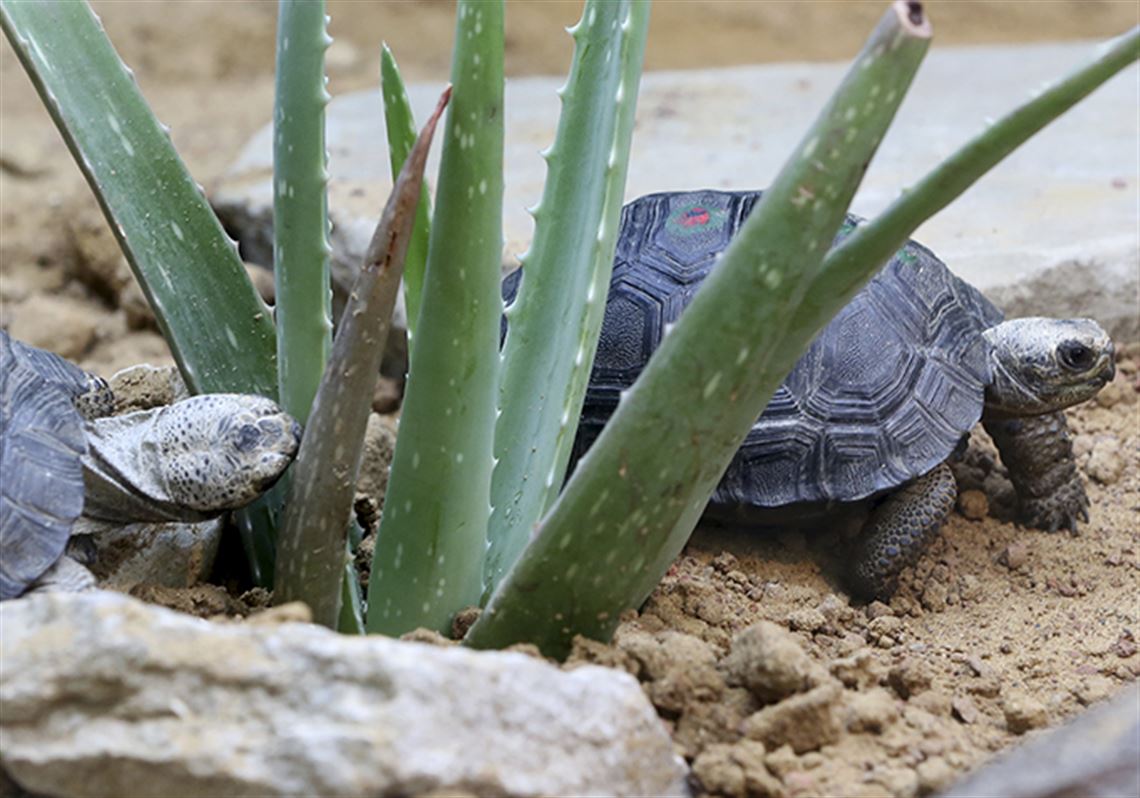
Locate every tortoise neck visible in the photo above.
<box><xmin>80</xmin><ymin>412</ymin><xmax>216</xmax><ymax>524</ymax></box>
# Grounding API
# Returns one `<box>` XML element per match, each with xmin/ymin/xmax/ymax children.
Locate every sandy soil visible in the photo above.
<box><xmin>2</xmin><ymin>3</ymin><xmax>1137</xmax><ymax>796</ymax></box>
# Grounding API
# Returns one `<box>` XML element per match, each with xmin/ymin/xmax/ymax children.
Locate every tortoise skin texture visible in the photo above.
<box><xmin>0</xmin><ymin>332</ymin><xmax>106</xmax><ymax>600</ymax></box>
<box><xmin>565</xmin><ymin>189</ymin><xmax>1002</xmax><ymax>509</ymax></box>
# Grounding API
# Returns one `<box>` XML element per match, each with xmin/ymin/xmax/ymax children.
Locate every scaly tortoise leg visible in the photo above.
<box><xmin>984</xmin><ymin>411</ymin><xmax>1088</xmax><ymax>533</ymax></box>
<box><xmin>849</xmin><ymin>462</ymin><xmax>957</xmax><ymax>599</ymax></box>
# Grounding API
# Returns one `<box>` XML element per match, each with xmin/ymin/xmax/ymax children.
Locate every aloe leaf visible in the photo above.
<box><xmin>810</xmin><ymin>25</ymin><xmax>1140</xmax><ymax>312</ymax></box>
<box><xmin>380</xmin><ymin>44</ymin><xmax>433</xmax><ymax>353</ymax></box>
<box><xmin>274</xmin><ymin>89</ymin><xmax>450</xmax><ymax>627</ymax></box>
<box><xmin>467</xmin><ymin>1</ymin><xmax>932</xmax><ymax>656</ymax></box>
<box><xmin>337</xmin><ymin>553</ymin><xmax>365</xmax><ymax>634</ymax></box>
<box><xmin>274</xmin><ymin>0</ymin><xmax>333</xmax><ymax>424</ymax></box>
<box><xmin>0</xmin><ymin>0</ymin><xmax>275</xmax><ymax>396</ymax></box>
<box><xmin>484</xmin><ymin>0</ymin><xmax>650</xmax><ymax>600</ymax></box>
<box><xmin>366</xmin><ymin>0</ymin><xmax>504</xmax><ymax>636</ymax></box>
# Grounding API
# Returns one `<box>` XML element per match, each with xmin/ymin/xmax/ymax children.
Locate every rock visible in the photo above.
<box><xmin>908</xmin><ymin>690</ymin><xmax>953</xmax><ymax>718</ymax></box>
<box><xmin>1095</xmin><ymin>380</ymin><xmax>1126</xmax><ymax>408</ymax></box>
<box><xmin>108</xmin><ymin>364</ymin><xmax>189</xmax><ymax>413</ymax></box>
<box><xmin>642</xmin><ymin>636</ymin><xmax>726</xmax><ymax>713</ymax></box>
<box><xmin>956</xmin><ymin>490</ymin><xmax>988</xmax><ymax>521</ymax></box>
<box><xmin>916</xmin><ymin>756</ymin><xmax>956</xmax><ymax>794</ymax></box>
<box><xmin>741</xmin><ymin>682</ymin><xmax>844</xmax><ymax>754</ymax></box>
<box><xmin>247</xmin><ymin>601</ymin><xmax>313</xmax><ymax>626</ymax></box>
<box><xmin>763</xmin><ymin>744</ymin><xmax>801</xmax><ymax>779</ymax></box>
<box><xmin>867</xmin><ymin>615</ymin><xmax>906</xmax><ymax>648</ymax></box>
<box><xmin>0</xmin><ymin>592</ymin><xmax>688</xmax><ymax>798</ymax></box>
<box><xmin>829</xmin><ymin>649</ymin><xmax>884</xmax><ymax>690</ymax></box>
<box><xmin>692</xmin><ymin>741</ymin><xmax>785</xmax><ymax>798</ymax></box>
<box><xmin>999</xmin><ymin>541</ymin><xmax>1030</xmax><ymax>571</ymax></box>
<box><xmin>1072</xmin><ymin>433</ymin><xmax>1095</xmax><ymax>458</ymax></box>
<box><xmin>215</xmin><ymin>42</ymin><xmax>1139</xmax><ymax>343</ymax></box>
<box><xmin>1002</xmin><ymin>690</ymin><xmax>1049</xmax><ymax>734</ymax></box>
<box><xmin>721</xmin><ymin>621</ymin><xmax>820</xmax><ymax>703</ymax></box>
<box><xmin>888</xmin><ymin>659</ymin><xmax>933</xmax><ymax>699</ymax></box>
<box><xmin>357</xmin><ymin>413</ymin><xmax>399</xmax><ymax>509</ymax></box>
<box><xmin>944</xmin><ymin>684</ymin><xmax>1139</xmax><ymax>798</ymax></box>
<box><xmin>846</xmin><ymin>688</ymin><xmax>900</xmax><ymax>734</ymax></box>
<box><xmin>873</xmin><ymin>767</ymin><xmax>919</xmax><ymax>798</ymax></box>
<box><xmin>787</xmin><ymin>608</ymin><xmax>828</xmax><ymax>633</ymax></box>
<box><xmin>5</xmin><ymin>293</ymin><xmax>105</xmax><ymax>359</ymax></box>
<box><xmin>1086</xmin><ymin>437</ymin><xmax>1125</xmax><ymax>485</ymax></box>
<box><xmin>951</xmin><ymin>695</ymin><xmax>980</xmax><ymax>725</ymax></box>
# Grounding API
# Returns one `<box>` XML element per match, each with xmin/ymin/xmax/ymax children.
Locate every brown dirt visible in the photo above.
<box><xmin>568</xmin><ymin>368</ymin><xmax>1139</xmax><ymax>796</ymax></box>
<box><xmin>2</xmin><ymin>3</ymin><xmax>1137</xmax><ymax>796</ymax></box>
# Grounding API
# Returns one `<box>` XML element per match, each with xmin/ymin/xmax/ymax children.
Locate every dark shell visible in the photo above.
<box><xmin>0</xmin><ymin>331</ymin><xmax>91</xmax><ymax>598</ymax></box>
<box><xmin>504</xmin><ymin>189</ymin><xmax>1004</xmax><ymax>509</ymax></box>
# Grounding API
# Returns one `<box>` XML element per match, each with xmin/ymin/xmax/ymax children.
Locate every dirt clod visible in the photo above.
<box><xmin>722</xmin><ymin>621</ymin><xmax>820</xmax><ymax>702</ymax></box>
<box><xmin>741</xmin><ymin>681</ymin><xmax>844</xmax><ymax>754</ymax></box>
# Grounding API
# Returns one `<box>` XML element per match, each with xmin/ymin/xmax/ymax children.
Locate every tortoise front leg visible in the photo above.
<box><xmin>849</xmin><ymin>462</ymin><xmax>957</xmax><ymax>600</ymax></box>
<box><xmin>984</xmin><ymin>411</ymin><xmax>1087</xmax><ymax>533</ymax></box>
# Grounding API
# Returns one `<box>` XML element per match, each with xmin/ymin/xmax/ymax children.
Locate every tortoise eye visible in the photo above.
<box><xmin>1058</xmin><ymin>340</ymin><xmax>1094</xmax><ymax>371</ymax></box>
<box><xmin>234</xmin><ymin>423</ymin><xmax>262</xmax><ymax>452</ymax></box>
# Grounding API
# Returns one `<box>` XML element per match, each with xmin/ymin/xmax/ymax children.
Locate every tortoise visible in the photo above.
<box><xmin>0</xmin><ymin>330</ymin><xmax>301</xmax><ymax>599</ymax></box>
<box><xmin>502</xmin><ymin>189</ymin><xmax>1115</xmax><ymax>598</ymax></box>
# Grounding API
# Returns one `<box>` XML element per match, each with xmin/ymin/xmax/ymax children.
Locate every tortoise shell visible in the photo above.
<box><xmin>505</xmin><ymin>189</ymin><xmax>1004</xmax><ymax>509</ymax></box>
<box><xmin>0</xmin><ymin>331</ymin><xmax>93</xmax><ymax>598</ymax></box>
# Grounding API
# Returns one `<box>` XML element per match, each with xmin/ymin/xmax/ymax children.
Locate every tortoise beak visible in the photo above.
<box><xmin>1100</xmin><ymin>341</ymin><xmax>1116</xmax><ymax>383</ymax></box>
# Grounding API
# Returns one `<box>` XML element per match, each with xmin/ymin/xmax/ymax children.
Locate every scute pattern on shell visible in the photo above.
<box><xmin>0</xmin><ymin>331</ymin><xmax>91</xmax><ymax>599</ymax></box>
<box><xmin>524</xmin><ymin>190</ymin><xmax>1005</xmax><ymax>507</ymax></box>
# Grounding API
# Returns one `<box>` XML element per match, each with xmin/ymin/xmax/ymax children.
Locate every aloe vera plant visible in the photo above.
<box><xmin>365</xmin><ymin>0</ymin><xmax>506</xmax><ymax>634</ymax></box>
<box><xmin>4</xmin><ymin>0</ymin><xmax>1135</xmax><ymax>651</ymax></box>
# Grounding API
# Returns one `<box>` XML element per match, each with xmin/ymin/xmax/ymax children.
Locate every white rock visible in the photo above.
<box><xmin>213</xmin><ymin>41</ymin><xmax>1139</xmax><ymax>341</ymax></box>
<box><xmin>0</xmin><ymin>592</ymin><xmax>689</xmax><ymax>798</ymax></box>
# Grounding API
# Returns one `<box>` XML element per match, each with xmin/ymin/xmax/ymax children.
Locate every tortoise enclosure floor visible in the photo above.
<box><xmin>2</xmin><ymin>3</ymin><xmax>1137</xmax><ymax>796</ymax></box>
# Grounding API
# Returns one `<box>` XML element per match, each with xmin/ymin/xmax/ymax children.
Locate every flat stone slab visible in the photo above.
<box><xmin>942</xmin><ymin>683</ymin><xmax>1139</xmax><ymax>798</ymax></box>
<box><xmin>214</xmin><ymin>41</ymin><xmax>1138</xmax><ymax>340</ymax></box>
<box><xmin>0</xmin><ymin>592</ymin><xmax>688</xmax><ymax>798</ymax></box>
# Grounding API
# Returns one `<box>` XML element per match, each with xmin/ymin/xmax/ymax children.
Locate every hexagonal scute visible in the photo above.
<box><xmin>724</xmin><ymin>418</ymin><xmax>822</xmax><ymax>506</ymax></box>
<box><xmin>800</xmin><ymin>298</ymin><xmax>919</xmax><ymax>426</ymax></box>
<box><xmin>637</xmin><ymin>191</ymin><xmax>742</xmax><ymax>285</ymax></box>
<box><xmin>590</xmin><ymin>276</ymin><xmax>669</xmax><ymax>393</ymax></box>
<box><xmin>814</xmin><ymin>424</ymin><xmax>900</xmax><ymax>501</ymax></box>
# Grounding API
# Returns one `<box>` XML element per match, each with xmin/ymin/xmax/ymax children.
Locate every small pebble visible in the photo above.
<box><xmin>956</xmin><ymin>489</ymin><xmax>988</xmax><ymax>521</ymax></box>
<box><xmin>1002</xmin><ymin>691</ymin><xmax>1049</xmax><ymax>734</ymax></box>
<box><xmin>246</xmin><ymin>602</ymin><xmax>312</xmax><ymax>626</ymax></box>
<box><xmin>1087</xmin><ymin>436</ymin><xmax>1125</xmax><ymax>485</ymax></box>
<box><xmin>951</xmin><ymin>695</ymin><xmax>980</xmax><ymax>724</ymax></box>
<box><xmin>916</xmin><ymin>757</ymin><xmax>956</xmax><ymax>794</ymax></box>
<box><xmin>1000</xmin><ymin>541</ymin><xmax>1029</xmax><ymax>570</ymax></box>
<box><xmin>846</xmin><ymin>687</ymin><xmax>900</xmax><ymax>733</ymax></box>
<box><xmin>787</xmin><ymin>608</ymin><xmax>827</xmax><ymax>633</ymax></box>
<box><xmin>888</xmin><ymin>658</ymin><xmax>933</xmax><ymax>699</ymax></box>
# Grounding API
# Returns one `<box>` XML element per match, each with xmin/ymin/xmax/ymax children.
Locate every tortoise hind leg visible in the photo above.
<box><xmin>983</xmin><ymin>411</ymin><xmax>1087</xmax><ymax>533</ymax></box>
<box><xmin>849</xmin><ymin>463</ymin><xmax>957</xmax><ymax>599</ymax></box>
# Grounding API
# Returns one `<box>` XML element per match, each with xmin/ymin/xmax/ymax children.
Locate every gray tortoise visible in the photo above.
<box><xmin>0</xmin><ymin>330</ymin><xmax>301</xmax><ymax>599</ymax></box>
<box><xmin>508</xmin><ymin>190</ymin><xmax>1115</xmax><ymax>599</ymax></box>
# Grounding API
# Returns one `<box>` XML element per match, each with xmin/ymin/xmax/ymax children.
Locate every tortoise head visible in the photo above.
<box><xmin>982</xmin><ymin>318</ymin><xmax>1115</xmax><ymax>418</ymax></box>
<box><xmin>152</xmin><ymin>394</ymin><xmax>301</xmax><ymax>513</ymax></box>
